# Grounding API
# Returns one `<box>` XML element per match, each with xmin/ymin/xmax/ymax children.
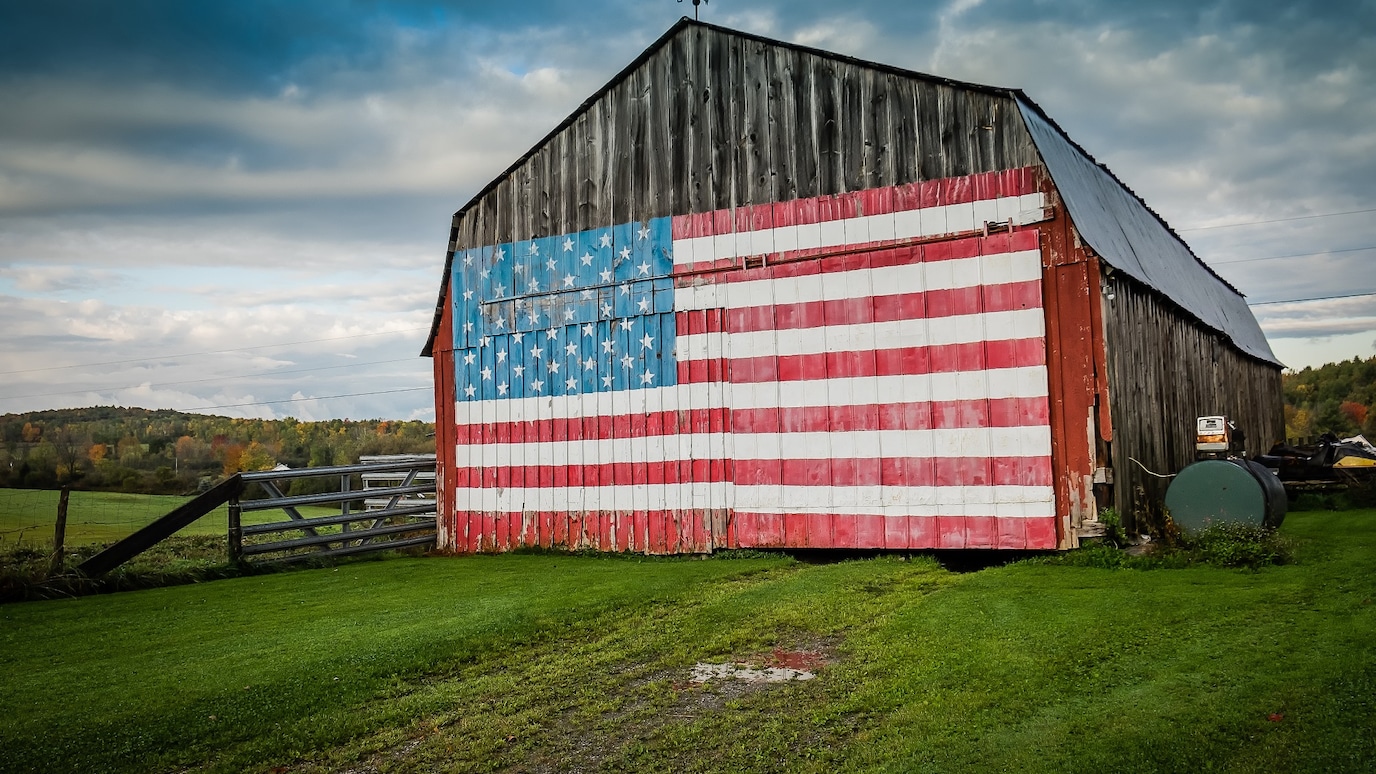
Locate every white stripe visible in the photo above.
<box><xmin>672</xmin><ymin>193</ymin><xmax>1046</xmax><ymax>266</ymax></box>
<box><xmin>676</xmin><ymin>308</ymin><xmax>1045</xmax><ymax>359</ymax></box>
<box><xmin>673</xmin><ymin>250</ymin><xmax>1042</xmax><ymax>312</ymax></box>
<box><xmin>453</xmin><ymin>483</ymin><xmax>733</xmax><ymax>512</ymax></box>
<box><xmin>457</xmin><ymin>366</ymin><xmax>1050</xmax><ymax>422</ymax></box>
<box><xmin>456</xmin><ymin>427</ymin><xmax>1049</xmax><ymax>467</ymax></box>
<box><xmin>456</xmin><ymin>433</ymin><xmax>726</xmax><ymax>466</ymax></box>
<box><xmin>731</xmin><ymin>427</ymin><xmax>1051</xmax><ymax>460</ymax></box>
<box><xmin>744</xmin><ymin>484</ymin><xmax>1054</xmax><ymax>508</ymax></box>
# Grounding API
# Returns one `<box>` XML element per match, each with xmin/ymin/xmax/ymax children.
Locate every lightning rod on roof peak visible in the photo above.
<box><xmin>677</xmin><ymin>0</ymin><xmax>707</xmax><ymax>21</ymax></box>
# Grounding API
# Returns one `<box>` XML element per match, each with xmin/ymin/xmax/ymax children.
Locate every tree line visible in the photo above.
<box><xmin>1283</xmin><ymin>355</ymin><xmax>1376</xmax><ymax>443</ymax></box>
<box><xmin>1</xmin><ymin>406</ymin><xmax>434</xmax><ymax>494</ymax></box>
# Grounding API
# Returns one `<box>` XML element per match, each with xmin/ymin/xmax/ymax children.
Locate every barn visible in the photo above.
<box><xmin>421</xmin><ymin>18</ymin><xmax>1283</xmax><ymax>553</ymax></box>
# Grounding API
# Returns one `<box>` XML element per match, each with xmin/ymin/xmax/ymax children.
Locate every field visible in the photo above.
<box><xmin>1</xmin><ymin>509</ymin><xmax>1373</xmax><ymax>773</ymax></box>
<box><xmin>0</xmin><ymin>488</ymin><xmax>340</xmax><ymax>547</ymax></box>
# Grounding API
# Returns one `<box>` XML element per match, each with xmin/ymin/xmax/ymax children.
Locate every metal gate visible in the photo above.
<box><xmin>230</xmin><ymin>458</ymin><xmax>437</xmax><ymax>565</ymax></box>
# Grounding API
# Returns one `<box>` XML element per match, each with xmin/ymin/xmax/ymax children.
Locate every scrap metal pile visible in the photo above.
<box><xmin>1257</xmin><ymin>433</ymin><xmax>1376</xmax><ymax>493</ymax></box>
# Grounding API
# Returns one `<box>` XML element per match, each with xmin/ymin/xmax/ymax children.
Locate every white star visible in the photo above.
<box><xmin>512</xmin><ymin>332</ymin><xmax>524</xmax><ymax>343</ymax></box>
<box><xmin>580</xmin><ymin>252</ymin><xmax>594</xmax><ymax>266</ymax></box>
<box><xmin>530</xmin><ymin>345</ymin><xmax>543</xmax><ymax>359</ymax></box>
<box><xmin>619</xmin><ymin>246</ymin><xmax>632</xmax><ymax>261</ymax></box>
<box><xmin>600</xmin><ymin>302</ymin><xmax>614</xmax><ymax>317</ymax></box>
<box><xmin>618</xmin><ymin>318</ymin><xmax>636</xmax><ymax>332</ymax></box>
<box><xmin>528</xmin><ymin>309</ymin><xmax>540</xmax><ymax>325</ymax></box>
<box><xmin>562</xmin><ymin>237</ymin><xmax>575</xmax><ymax>252</ymax></box>
<box><xmin>531</xmin><ymin>378</ymin><xmax>544</xmax><ymax>393</ymax></box>
<box><xmin>565</xmin><ymin>341</ymin><xmax>578</xmax><ymax>355</ymax></box>
<box><xmin>494</xmin><ymin>317</ymin><xmax>506</xmax><ymax>330</ymax></box>
<box><xmin>640</xmin><ymin>333</ymin><xmax>654</xmax><ymax>349</ymax></box>
<box><xmin>637</xmin><ymin>224</ymin><xmax>651</xmax><ymax>240</ymax></box>
<box><xmin>463</xmin><ymin>351</ymin><xmax>476</xmax><ymax>365</ymax></box>
<box><xmin>479</xmin><ymin>336</ymin><xmax>491</xmax><ymax>347</ymax></box>
<box><xmin>563</xmin><ymin>274</ymin><xmax>576</xmax><ymax>287</ymax></box>
<box><xmin>548</xmin><ymin>360</ymin><xmax>560</xmax><ymax>373</ymax></box>
<box><xmin>580</xmin><ymin>288</ymin><xmax>595</xmax><ymax>300</ymax></box>
<box><xmin>640</xmin><ymin>370</ymin><xmax>655</xmax><ymax>385</ymax></box>
<box><xmin>564</xmin><ymin>308</ymin><xmax>575</xmax><ymax>321</ymax></box>
<box><xmin>464</xmin><ymin>384</ymin><xmax>476</xmax><ymax>398</ymax></box>
<box><xmin>637</xmin><ymin>298</ymin><xmax>650</xmax><ymax>313</ymax></box>
<box><xmin>494</xmin><ymin>247</ymin><xmax>505</xmax><ymax>261</ymax></box>
<box><xmin>529</xmin><ymin>242</ymin><xmax>540</xmax><ymax>256</ymax></box>
<box><xmin>598</xmin><ymin>233</ymin><xmax>613</xmax><ymax>248</ymax></box>
<box><xmin>528</xmin><ymin>278</ymin><xmax>540</xmax><ymax>292</ymax></box>
<box><xmin>514</xmin><ymin>263</ymin><xmax>525</xmax><ymax>274</ymax></box>
<box><xmin>497</xmin><ymin>349</ymin><xmax>507</xmax><ymax>363</ymax></box>
<box><xmin>546</xmin><ymin>258</ymin><xmax>556</xmax><ymax>270</ymax></box>
<box><xmin>599</xmin><ymin>268</ymin><xmax>613</xmax><ymax>283</ymax></box>
<box><xmin>637</xmin><ymin>261</ymin><xmax>651</xmax><ymax>276</ymax></box>
<box><xmin>620</xmin><ymin>354</ymin><xmax>634</xmax><ymax>370</ymax></box>
<box><xmin>619</xmin><ymin>283</ymin><xmax>630</xmax><ymax>296</ymax></box>
<box><xmin>513</xmin><ymin>364</ymin><xmax>526</xmax><ymax>378</ymax></box>
<box><xmin>481</xmin><ymin>268</ymin><xmax>490</xmax><ymax>280</ymax></box>
<box><xmin>462</xmin><ymin>321</ymin><xmax>474</xmax><ymax>334</ymax></box>
<box><xmin>463</xmin><ymin>253</ymin><xmax>474</xmax><ymax>266</ymax></box>
<box><xmin>493</xmin><ymin>284</ymin><xmax>505</xmax><ymax>298</ymax></box>
<box><xmin>546</xmin><ymin>326</ymin><xmax>558</xmax><ymax>339</ymax></box>
<box><xmin>583</xmin><ymin>356</ymin><xmax>596</xmax><ymax>371</ymax></box>
<box><xmin>480</xmin><ymin>366</ymin><xmax>492</xmax><ymax>380</ymax></box>
<box><xmin>497</xmin><ymin>381</ymin><xmax>508</xmax><ymax>396</ymax></box>
<box><xmin>582</xmin><ymin>323</ymin><xmax>594</xmax><ymax>336</ymax></box>
<box><xmin>601</xmin><ymin>338</ymin><xmax>614</xmax><ymax>353</ymax></box>
<box><xmin>566</xmin><ymin>377</ymin><xmax>578</xmax><ymax>391</ymax></box>
<box><xmin>602</xmin><ymin>374</ymin><xmax>614</xmax><ymax>387</ymax></box>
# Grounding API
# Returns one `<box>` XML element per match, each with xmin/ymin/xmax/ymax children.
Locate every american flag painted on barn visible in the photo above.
<box><xmin>450</xmin><ymin>167</ymin><xmax>1058</xmax><ymax>552</ymax></box>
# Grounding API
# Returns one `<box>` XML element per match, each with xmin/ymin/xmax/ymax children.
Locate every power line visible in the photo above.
<box><xmin>0</xmin><ymin>358</ymin><xmax>419</xmax><ymax>402</ymax></box>
<box><xmin>1248</xmin><ymin>290</ymin><xmax>1376</xmax><ymax>307</ymax></box>
<box><xmin>181</xmin><ymin>387</ymin><xmax>432</xmax><ymax>412</ymax></box>
<box><xmin>0</xmin><ymin>326</ymin><xmax>430</xmax><ymax>377</ymax></box>
<box><xmin>1211</xmin><ymin>244</ymin><xmax>1376</xmax><ymax>266</ymax></box>
<box><xmin>1177</xmin><ymin>206</ymin><xmax>1376</xmax><ymax>232</ymax></box>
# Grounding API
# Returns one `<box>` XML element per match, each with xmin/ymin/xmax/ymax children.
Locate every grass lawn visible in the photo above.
<box><xmin>0</xmin><ymin>488</ymin><xmax>344</xmax><ymax>547</ymax></box>
<box><xmin>1</xmin><ymin>509</ymin><xmax>1373</xmax><ymax>773</ymax></box>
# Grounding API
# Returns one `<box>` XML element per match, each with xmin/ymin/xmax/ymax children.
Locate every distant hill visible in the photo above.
<box><xmin>0</xmin><ymin>406</ymin><xmax>434</xmax><ymax>493</ymax></box>
<box><xmin>1283</xmin><ymin>356</ymin><xmax>1376</xmax><ymax>441</ymax></box>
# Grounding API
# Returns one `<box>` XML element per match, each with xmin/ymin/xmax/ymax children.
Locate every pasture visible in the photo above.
<box><xmin>1</xmin><ymin>509</ymin><xmax>1372</xmax><ymax>773</ymax></box>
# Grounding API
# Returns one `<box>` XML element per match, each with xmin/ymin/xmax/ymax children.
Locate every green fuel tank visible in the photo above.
<box><xmin>1164</xmin><ymin>459</ymin><xmax>1287</xmax><ymax>531</ymax></box>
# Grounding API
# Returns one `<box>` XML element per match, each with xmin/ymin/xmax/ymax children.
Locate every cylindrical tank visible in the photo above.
<box><xmin>1164</xmin><ymin>458</ymin><xmax>1287</xmax><ymax>531</ymax></box>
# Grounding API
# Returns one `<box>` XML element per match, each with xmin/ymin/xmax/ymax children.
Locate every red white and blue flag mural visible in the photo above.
<box><xmin>449</xmin><ymin>167</ymin><xmax>1058</xmax><ymax>552</ymax></box>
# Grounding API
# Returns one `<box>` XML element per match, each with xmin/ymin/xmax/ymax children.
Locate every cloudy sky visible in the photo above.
<box><xmin>1</xmin><ymin>0</ymin><xmax>1372</xmax><ymax>421</ymax></box>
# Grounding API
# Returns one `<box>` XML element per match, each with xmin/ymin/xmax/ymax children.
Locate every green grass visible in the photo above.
<box><xmin>0</xmin><ymin>488</ymin><xmax>341</xmax><ymax>547</ymax></box>
<box><xmin>2</xmin><ymin>510</ymin><xmax>1374</xmax><ymax>773</ymax></box>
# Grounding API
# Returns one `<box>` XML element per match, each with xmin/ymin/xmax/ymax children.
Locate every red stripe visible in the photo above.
<box><xmin>454</xmin><ymin>407</ymin><xmax>731</xmax><ymax>444</ymax></box>
<box><xmin>727</xmin><ymin>279</ymin><xmax>1043</xmax><ymax>334</ymax></box>
<box><xmin>727</xmin><ymin>338</ymin><xmax>1046</xmax><ymax>384</ymax></box>
<box><xmin>731</xmin><ymin>455</ymin><xmax>1052</xmax><ymax>487</ymax></box>
<box><xmin>670</xmin><ymin>166</ymin><xmax>1041</xmax><ymax>239</ymax></box>
<box><xmin>451</xmin><ymin>509</ymin><xmax>718</xmax><ymax>553</ymax></box>
<box><xmin>455</xmin><ymin>396</ymin><xmax>1049</xmax><ymax>446</ymax></box>
<box><xmin>731</xmin><ymin>513</ymin><xmax>1057</xmax><ymax>550</ymax></box>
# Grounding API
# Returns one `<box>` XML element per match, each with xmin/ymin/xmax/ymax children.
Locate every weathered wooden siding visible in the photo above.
<box><xmin>1099</xmin><ymin>271</ymin><xmax>1284</xmax><ymax>533</ymax></box>
<box><xmin>448</xmin><ymin>25</ymin><xmax>1040</xmax><ymax>253</ymax></box>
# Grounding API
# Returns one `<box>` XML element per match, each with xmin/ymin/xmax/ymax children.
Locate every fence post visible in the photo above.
<box><xmin>50</xmin><ymin>487</ymin><xmax>70</xmax><ymax>576</ymax></box>
<box><xmin>228</xmin><ymin>490</ymin><xmax>243</xmax><ymax>564</ymax></box>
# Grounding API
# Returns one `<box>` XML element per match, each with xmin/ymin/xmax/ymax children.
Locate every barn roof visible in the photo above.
<box><xmin>422</xmin><ymin>17</ymin><xmax>1280</xmax><ymax>368</ymax></box>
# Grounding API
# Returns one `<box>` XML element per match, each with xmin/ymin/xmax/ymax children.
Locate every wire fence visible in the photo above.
<box><xmin>0</xmin><ymin>488</ymin><xmax>220</xmax><ymax>550</ymax></box>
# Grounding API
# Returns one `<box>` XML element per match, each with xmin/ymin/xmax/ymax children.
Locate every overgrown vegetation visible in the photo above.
<box><xmin>2</xmin><ymin>509</ymin><xmax>1373</xmax><ymax>773</ymax></box>
<box><xmin>0</xmin><ymin>535</ymin><xmax>250</xmax><ymax>602</ymax></box>
<box><xmin>0</xmin><ymin>406</ymin><xmax>433</xmax><ymax>495</ymax></box>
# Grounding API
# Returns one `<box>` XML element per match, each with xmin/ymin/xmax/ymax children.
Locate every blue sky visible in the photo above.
<box><xmin>1</xmin><ymin>0</ymin><xmax>1373</xmax><ymax>420</ymax></box>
